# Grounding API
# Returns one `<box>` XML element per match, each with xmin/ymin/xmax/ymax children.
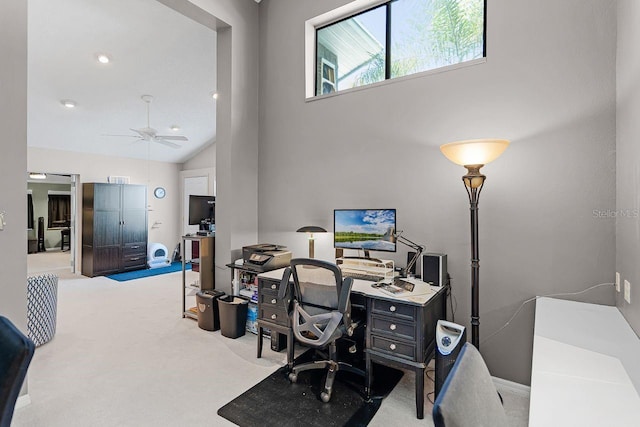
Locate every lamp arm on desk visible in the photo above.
<box><xmin>393</xmin><ymin>231</ymin><xmax>425</xmax><ymax>277</ymax></box>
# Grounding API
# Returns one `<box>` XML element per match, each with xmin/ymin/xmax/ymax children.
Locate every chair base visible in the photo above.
<box><xmin>288</xmin><ymin>345</ymin><xmax>366</xmax><ymax>403</ymax></box>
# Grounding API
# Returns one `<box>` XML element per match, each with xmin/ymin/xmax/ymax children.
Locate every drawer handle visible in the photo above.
<box><xmin>389</xmin><ymin>305</ymin><xmax>396</xmax><ymax>312</ymax></box>
<box><xmin>130</xmin><ymin>257</ymin><xmax>141</xmax><ymax>261</ymax></box>
<box><xmin>130</xmin><ymin>245</ymin><xmax>139</xmax><ymax>249</ymax></box>
<box><xmin>390</xmin><ymin>324</ymin><xmax>397</xmax><ymax>331</ymax></box>
<box><xmin>389</xmin><ymin>343</ymin><xmax>396</xmax><ymax>351</ymax></box>
<box><xmin>271</xmin><ymin>284</ymin><xmax>277</xmax><ymax>290</ymax></box>
<box><xmin>271</xmin><ymin>314</ymin><xmax>277</xmax><ymax>320</ymax></box>
<box><xmin>271</xmin><ymin>298</ymin><xmax>277</xmax><ymax>304</ymax></box>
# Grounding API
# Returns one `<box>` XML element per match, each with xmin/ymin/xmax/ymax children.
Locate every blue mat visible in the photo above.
<box><xmin>106</xmin><ymin>261</ymin><xmax>191</xmax><ymax>282</ymax></box>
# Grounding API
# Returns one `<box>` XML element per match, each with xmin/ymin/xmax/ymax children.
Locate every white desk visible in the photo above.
<box><xmin>529</xmin><ymin>298</ymin><xmax>640</xmax><ymax>427</ymax></box>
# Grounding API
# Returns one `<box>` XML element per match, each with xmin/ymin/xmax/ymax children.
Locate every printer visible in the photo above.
<box><xmin>242</xmin><ymin>244</ymin><xmax>292</xmax><ymax>272</ymax></box>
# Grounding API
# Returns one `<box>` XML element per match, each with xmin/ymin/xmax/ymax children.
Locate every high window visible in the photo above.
<box><xmin>315</xmin><ymin>0</ymin><xmax>486</xmax><ymax>96</ymax></box>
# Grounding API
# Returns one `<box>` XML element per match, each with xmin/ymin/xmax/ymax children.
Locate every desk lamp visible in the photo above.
<box><xmin>440</xmin><ymin>138</ymin><xmax>509</xmax><ymax>349</ymax></box>
<box><xmin>296</xmin><ymin>226</ymin><xmax>327</xmax><ymax>258</ymax></box>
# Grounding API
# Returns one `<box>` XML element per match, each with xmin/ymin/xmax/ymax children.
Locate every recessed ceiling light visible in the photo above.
<box><xmin>61</xmin><ymin>99</ymin><xmax>77</xmax><ymax>108</ymax></box>
<box><xmin>211</xmin><ymin>92</ymin><xmax>219</xmax><ymax>100</ymax></box>
<box><xmin>29</xmin><ymin>173</ymin><xmax>47</xmax><ymax>180</ymax></box>
<box><xmin>97</xmin><ymin>54</ymin><xmax>111</xmax><ymax>64</ymax></box>
<box><xmin>170</xmin><ymin>125</ymin><xmax>180</xmax><ymax>131</ymax></box>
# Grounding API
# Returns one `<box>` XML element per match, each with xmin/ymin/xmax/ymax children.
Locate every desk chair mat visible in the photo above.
<box><xmin>217</xmin><ymin>350</ymin><xmax>403</xmax><ymax>427</ymax></box>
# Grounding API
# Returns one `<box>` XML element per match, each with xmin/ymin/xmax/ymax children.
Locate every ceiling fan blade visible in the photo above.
<box><xmin>102</xmin><ymin>134</ymin><xmax>138</xmax><ymax>138</ymax></box>
<box><xmin>155</xmin><ymin>135</ymin><xmax>188</xmax><ymax>141</ymax></box>
<box><xmin>155</xmin><ymin>139</ymin><xmax>181</xmax><ymax>149</ymax></box>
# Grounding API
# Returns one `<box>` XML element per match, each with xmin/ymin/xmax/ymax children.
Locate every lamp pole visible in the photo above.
<box><xmin>440</xmin><ymin>138</ymin><xmax>510</xmax><ymax>351</ymax></box>
<box><xmin>463</xmin><ymin>165</ymin><xmax>486</xmax><ymax>349</ymax></box>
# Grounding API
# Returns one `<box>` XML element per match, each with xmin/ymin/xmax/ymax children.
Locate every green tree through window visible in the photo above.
<box><xmin>317</xmin><ymin>0</ymin><xmax>485</xmax><ymax>93</ymax></box>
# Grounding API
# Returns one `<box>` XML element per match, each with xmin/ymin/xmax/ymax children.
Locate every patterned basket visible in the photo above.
<box><xmin>27</xmin><ymin>273</ymin><xmax>59</xmax><ymax>347</ymax></box>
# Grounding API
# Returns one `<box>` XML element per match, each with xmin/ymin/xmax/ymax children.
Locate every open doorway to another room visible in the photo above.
<box><xmin>27</xmin><ymin>172</ymin><xmax>79</xmax><ymax>278</ymax></box>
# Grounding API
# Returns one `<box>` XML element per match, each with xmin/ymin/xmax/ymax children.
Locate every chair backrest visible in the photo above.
<box><xmin>281</xmin><ymin>259</ymin><xmax>354</xmax><ymax>347</ymax></box>
<box><xmin>0</xmin><ymin>316</ymin><xmax>35</xmax><ymax>427</ymax></box>
<box><xmin>289</xmin><ymin>258</ymin><xmax>346</xmax><ymax>312</ymax></box>
<box><xmin>432</xmin><ymin>343</ymin><xmax>508</xmax><ymax>427</ymax></box>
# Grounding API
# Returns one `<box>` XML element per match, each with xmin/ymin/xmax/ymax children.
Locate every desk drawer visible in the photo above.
<box><xmin>260</xmin><ymin>279</ymin><xmax>281</xmax><ymax>293</ymax></box>
<box><xmin>260</xmin><ymin>292</ymin><xmax>289</xmax><ymax>309</ymax></box>
<box><xmin>370</xmin><ymin>334</ymin><xmax>415</xmax><ymax>360</ymax></box>
<box><xmin>371</xmin><ymin>315</ymin><xmax>415</xmax><ymax>341</ymax></box>
<box><xmin>371</xmin><ymin>299</ymin><xmax>416</xmax><ymax>321</ymax></box>
<box><xmin>259</xmin><ymin>305</ymin><xmax>289</xmax><ymax>327</ymax></box>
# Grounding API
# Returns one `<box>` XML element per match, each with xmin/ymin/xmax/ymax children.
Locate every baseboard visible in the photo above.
<box><xmin>15</xmin><ymin>394</ymin><xmax>32</xmax><ymax>410</ymax></box>
<box><xmin>492</xmin><ymin>376</ymin><xmax>531</xmax><ymax>398</ymax></box>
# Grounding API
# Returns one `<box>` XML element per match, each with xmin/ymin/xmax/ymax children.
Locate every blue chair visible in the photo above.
<box><xmin>0</xmin><ymin>316</ymin><xmax>35</xmax><ymax>427</ymax></box>
<box><xmin>432</xmin><ymin>342</ymin><xmax>508</xmax><ymax>427</ymax></box>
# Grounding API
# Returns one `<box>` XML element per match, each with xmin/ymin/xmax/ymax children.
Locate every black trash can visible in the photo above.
<box><xmin>218</xmin><ymin>295</ymin><xmax>249</xmax><ymax>338</ymax></box>
<box><xmin>196</xmin><ymin>290</ymin><xmax>225</xmax><ymax>331</ymax></box>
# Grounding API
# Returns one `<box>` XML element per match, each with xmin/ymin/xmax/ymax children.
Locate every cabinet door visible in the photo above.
<box><xmin>121</xmin><ymin>185</ymin><xmax>147</xmax><ymax>245</ymax></box>
<box><xmin>93</xmin><ymin>247</ymin><xmax>121</xmax><ymax>274</ymax></box>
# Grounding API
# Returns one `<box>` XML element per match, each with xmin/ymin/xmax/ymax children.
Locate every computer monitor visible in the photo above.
<box><xmin>334</xmin><ymin>209</ymin><xmax>396</xmax><ymax>257</ymax></box>
<box><xmin>188</xmin><ymin>195</ymin><xmax>215</xmax><ymax>226</ymax></box>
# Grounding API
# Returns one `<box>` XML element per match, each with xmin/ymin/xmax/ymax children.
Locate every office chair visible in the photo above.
<box><xmin>432</xmin><ymin>342</ymin><xmax>508</xmax><ymax>427</ymax></box>
<box><xmin>279</xmin><ymin>258</ymin><xmax>364</xmax><ymax>403</ymax></box>
<box><xmin>0</xmin><ymin>316</ymin><xmax>36</xmax><ymax>427</ymax></box>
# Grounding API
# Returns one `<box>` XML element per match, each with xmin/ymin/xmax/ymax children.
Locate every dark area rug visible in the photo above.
<box><xmin>106</xmin><ymin>261</ymin><xmax>190</xmax><ymax>282</ymax></box>
<box><xmin>217</xmin><ymin>351</ymin><xmax>403</xmax><ymax>427</ymax></box>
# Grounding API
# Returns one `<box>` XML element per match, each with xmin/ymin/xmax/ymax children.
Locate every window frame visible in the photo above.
<box><xmin>310</xmin><ymin>0</ymin><xmax>487</xmax><ymax>99</ymax></box>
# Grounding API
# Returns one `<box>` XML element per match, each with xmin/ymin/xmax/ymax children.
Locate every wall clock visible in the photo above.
<box><xmin>154</xmin><ymin>187</ymin><xmax>166</xmax><ymax>199</ymax></box>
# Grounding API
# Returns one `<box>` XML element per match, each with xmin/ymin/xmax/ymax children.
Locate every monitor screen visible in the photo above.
<box><xmin>334</xmin><ymin>209</ymin><xmax>396</xmax><ymax>253</ymax></box>
<box><xmin>188</xmin><ymin>195</ymin><xmax>215</xmax><ymax>225</ymax></box>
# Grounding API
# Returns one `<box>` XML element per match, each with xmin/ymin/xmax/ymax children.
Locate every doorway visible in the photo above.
<box><xmin>27</xmin><ymin>172</ymin><xmax>79</xmax><ymax>277</ymax></box>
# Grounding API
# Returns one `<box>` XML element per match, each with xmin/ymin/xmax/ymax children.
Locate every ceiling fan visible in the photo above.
<box><xmin>106</xmin><ymin>95</ymin><xmax>188</xmax><ymax>149</ymax></box>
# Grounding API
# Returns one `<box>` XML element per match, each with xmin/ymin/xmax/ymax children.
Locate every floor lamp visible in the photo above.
<box><xmin>440</xmin><ymin>138</ymin><xmax>510</xmax><ymax>349</ymax></box>
<box><xmin>296</xmin><ymin>226</ymin><xmax>327</xmax><ymax>258</ymax></box>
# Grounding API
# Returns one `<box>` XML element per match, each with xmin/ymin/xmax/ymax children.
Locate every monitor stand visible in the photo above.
<box><xmin>342</xmin><ymin>250</ymin><xmax>382</xmax><ymax>263</ymax></box>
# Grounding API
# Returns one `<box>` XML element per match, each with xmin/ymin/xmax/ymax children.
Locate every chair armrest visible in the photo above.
<box><xmin>338</xmin><ymin>276</ymin><xmax>353</xmax><ymax>313</ymax></box>
<box><xmin>278</xmin><ymin>267</ymin><xmax>292</xmax><ymax>300</ymax></box>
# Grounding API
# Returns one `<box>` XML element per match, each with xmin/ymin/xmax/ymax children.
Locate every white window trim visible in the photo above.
<box><xmin>305</xmin><ymin>0</ymin><xmax>386</xmax><ymax>99</ymax></box>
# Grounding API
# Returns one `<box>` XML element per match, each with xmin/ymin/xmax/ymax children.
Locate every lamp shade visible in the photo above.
<box><xmin>296</xmin><ymin>226</ymin><xmax>327</xmax><ymax>233</ymax></box>
<box><xmin>440</xmin><ymin>139</ymin><xmax>510</xmax><ymax>166</ymax></box>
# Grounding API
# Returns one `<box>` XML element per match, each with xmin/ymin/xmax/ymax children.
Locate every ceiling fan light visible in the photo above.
<box><xmin>97</xmin><ymin>54</ymin><xmax>110</xmax><ymax>64</ymax></box>
<box><xmin>170</xmin><ymin>125</ymin><xmax>180</xmax><ymax>131</ymax></box>
<box><xmin>61</xmin><ymin>99</ymin><xmax>77</xmax><ymax>108</ymax></box>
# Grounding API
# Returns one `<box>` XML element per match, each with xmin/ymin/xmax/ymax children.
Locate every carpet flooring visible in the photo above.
<box><xmin>218</xmin><ymin>351</ymin><xmax>403</xmax><ymax>427</ymax></box>
<box><xmin>13</xmin><ymin>261</ymin><xmax>530</xmax><ymax>426</ymax></box>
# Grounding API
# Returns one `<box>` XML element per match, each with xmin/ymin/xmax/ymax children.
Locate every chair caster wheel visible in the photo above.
<box><xmin>320</xmin><ymin>392</ymin><xmax>331</xmax><ymax>403</ymax></box>
<box><xmin>288</xmin><ymin>372</ymin><xmax>298</xmax><ymax>383</ymax></box>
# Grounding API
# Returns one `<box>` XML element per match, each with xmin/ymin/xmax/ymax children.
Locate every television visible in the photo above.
<box><xmin>188</xmin><ymin>195</ymin><xmax>215</xmax><ymax>226</ymax></box>
<box><xmin>334</xmin><ymin>209</ymin><xmax>396</xmax><ymax>256</ymax></box>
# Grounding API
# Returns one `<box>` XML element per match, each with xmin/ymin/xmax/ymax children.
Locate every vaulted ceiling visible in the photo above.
<box><xmin>27</xmin><ymin>0</ymin><xmax>217</xmax><ymax>163</ymax></box>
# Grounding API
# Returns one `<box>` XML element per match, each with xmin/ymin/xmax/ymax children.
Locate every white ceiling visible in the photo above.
<box><xmin>27</xmin><ymin>0</ymin><xmax>217</xmax><ymax>164</ymax></box>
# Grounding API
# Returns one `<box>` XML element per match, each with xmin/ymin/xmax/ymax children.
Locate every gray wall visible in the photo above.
<box><xmin>258</xmin><ymin>0</ymin><xmax>617</xmax><ymax>384</ymax></box>
<box><xmin>616</xmin><ymin>0</ymin><xmax>640</xmax><ymax>334</ymax></box>
<box><xmin>0</xmin><ymin>1</ymin><xmax>28</xmax><ymax>332</ymax></box>
<box><xmin>158</xmin><ymin>0</ymin><xmax>260</xmax><ymax>293</ymax></box>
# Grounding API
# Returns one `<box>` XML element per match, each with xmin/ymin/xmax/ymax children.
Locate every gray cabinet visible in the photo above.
<box><xmin>82</xmin><ymin>183</ymin><xmax>147</xmax><ymax>277</ymax></box>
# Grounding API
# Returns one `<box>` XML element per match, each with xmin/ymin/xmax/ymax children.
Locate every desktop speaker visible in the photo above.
<box><xmin>421</xmin><ymin>253</ymin><xmax>447</xmax><ymax>286</ymax></box>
